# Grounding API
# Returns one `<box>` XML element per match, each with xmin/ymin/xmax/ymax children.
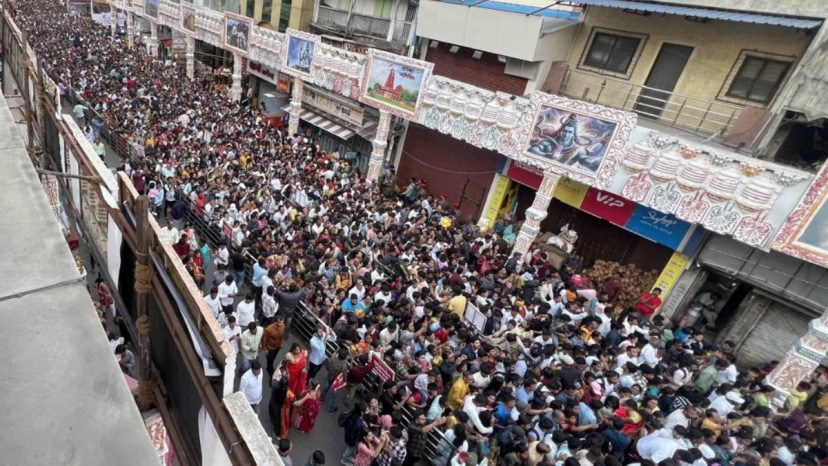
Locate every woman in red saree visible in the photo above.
<box><xmin>285</xmin><ymin>343</ymin><xmax>308</xmax><ymax>396</ymax></box>
<box><xmin>96</xmin><ymin>277</ymin><xmax>115</xmax><ymax>318</ymax></box>
<box><xmin>292</xmin><ymin>378</ymin><xmax>323</xmax><ymax>433</ymax></box>
<box><xmin>614</xmin><ymin>400</ymin><xmax>644</xmax><ymax>437</ymax></box>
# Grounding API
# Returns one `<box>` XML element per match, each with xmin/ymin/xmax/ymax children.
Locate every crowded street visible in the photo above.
<box><xmin>5</xmin><ymin>0</ymin><xmax>828</xmax><ymax>465</ymax></box>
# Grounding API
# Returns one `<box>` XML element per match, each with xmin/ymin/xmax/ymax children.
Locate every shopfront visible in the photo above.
<box><xmin>486</xmin><ymin>159</ymin><xmax>704</xmax><ymax>271</ymax></box>
<box><xmin>246</xmin><ymin>59</ymin><xmax>291</xmax><ymax>128</ymax></box>
<box><xmin>661</xmin><ymin>234</ymin><xmax>828</xmax><ymax>368</ymax></box>
<box><xmin>285</xmin><ymin>84</ymin><xmax>379</xmax><ymax>174</ymax></box>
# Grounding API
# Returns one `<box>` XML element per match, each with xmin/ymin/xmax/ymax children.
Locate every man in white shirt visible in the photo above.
<box><xmin>204</xmin><ymin>287</ymin><xmax>222</xmax><ymax>319</ymax></box>
<box><xmin>348</xmin><ymin>280</ymin><xmax>367</xmax><ymax>301</ymax></box>
<box><xmin>664</xmin><ymin>406</ymin><xmax>698</xmax><ymax>430</ymax></box>
<box><xmin>223</xmin><ymin>316</ymin><xmax>241</xmax><ymax>352</ymax></box>
<box><xmin>714</xmin><ymin>356</ymin><xmax>738</xmax><ymax>385</ymax></box>
<box><xmin>240</xmin><ymin>361</ymin><xmax>264</xmax><ymax>413</ymax></box>
<box><xmin>158</xmin><ymin>219</ymin><xmax>179</xmax><ymax>246</ymax></box>
<box><xmin>236</xmin><ymin>294</ymin><xmax>256</xmax><ymax>327</ymax></box>
<box><xmin>595</xmin><ymin>307</ymin><xmax>613</xmax><ymax>337</ymax></box>
<box><xmin>217</xmin><ymin>275</ymin><xmax>238</xmax><ymax>314</ymax></box>
<box><xmin>462</xmin><ymin>393</ymin><xmax>493</xmax><ymax>435</ymax></box>
<box><xmin>636</xmin><ymin>430</ymin><xmax>683</xmax><ymax>463</ymax></box>
<box><xmin>261</xmin><ymin>286</ymin><xmax>278</xmax><ymax>324</ymax></box>
<box><xmin>639</xmin><ymin>336</ymin><xmax>661</xmax><ymax>368</ymax></box>
<box><xmin>240</xmin><ymin>322</ymin><xmax>264</xmax><ymax>373</ymax></box>
<box><xmin>614</xmin><ymin>346</ymin><xmax>641</xmax><ymax>371</ymax></box>
<box><xmin>710</xmin><ymin>391</ymin><xmax>744</xmax><ymax>417</ymax></box>
<box><xmin>214</xmin><ymin>244</ymin><xmax>229</xmax><ymax>267</ymax></box>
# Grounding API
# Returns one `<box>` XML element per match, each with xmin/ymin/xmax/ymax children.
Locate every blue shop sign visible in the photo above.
<box><xmin>625</xmin><ymin>205</ymin><xmax>691</xmax><ymax>250</ymax></box>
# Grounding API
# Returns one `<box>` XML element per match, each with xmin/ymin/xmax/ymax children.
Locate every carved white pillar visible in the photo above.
<box><xmin>765</xmin><ymin>310</ymin><xmax>828</xmax><ymax>408</ymax></box>
<box><xmin>230</xmin><ymin>53</ymin><xmax>243</xmax><ymax>102</ymax></box>
<box><xmin>185</xmin><ymin>37</ymin><xmax>195</xmax><ymax>79</ymax></box>
<box><xmin>288</xmin><ymin>79</ymin><xmax>303</xmax><ymax>136</ymax></box>
<box><xmin>147</xmin><ymin>22</ymin><xmax>158</xmax><ymax>57</ymax></box>
<box><xmin>367</xmin><ymin>110</ymin><xmax>391</xmax><ymax>183</ymax></box>
<box><xmin>126</xmin><ymin>11</ymin><xmax>134</xmax><ymax>47</ymax></box>
<box><xmin>512</xmin><ymin>171</ymin><xmax>560</xmax><ymax>259</ymax></box>
<box><xmin>110</xmin><ymin>5</ymin><xmax>117</xmax><ymax>40</ymax></box>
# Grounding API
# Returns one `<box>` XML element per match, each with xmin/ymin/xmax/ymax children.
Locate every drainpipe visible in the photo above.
<box><xmin>386</xmin><ymin>0</ymin><xmax>399</xmax><ymax>43</ymax></box>
<box><xmin>346</xmin><ymin>0</ymin><xmax>356</xmax><ymax>37</ymax></box>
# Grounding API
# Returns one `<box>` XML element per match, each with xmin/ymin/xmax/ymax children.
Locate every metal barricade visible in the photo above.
<box><xmin>292</xmin><ymin>302</ymin><xmax>455</xmax><ymax>462</ymax></box>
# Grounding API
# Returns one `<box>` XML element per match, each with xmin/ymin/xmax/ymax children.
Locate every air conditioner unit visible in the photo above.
<box><xmin>429</xmin><ymin>41</ymin><xmax>439</xmax><ymax>49</ymax></box>
<box><xmin>497</xmin><ymin>55</ymin><xmax>507</xmax><ymax>63</ymax></box>
<box><xmin>449</xmin><ymin>45</ymin><xmax>460</xmax><ymax>53</ymax></box>
<box><xmin>472</xmin><ymin>50</ymin><xmax>483</xmax><ymax>59</ymax></box>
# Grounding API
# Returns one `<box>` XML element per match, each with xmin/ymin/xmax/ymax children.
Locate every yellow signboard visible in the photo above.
<box><xmin>653</xmin><ymin>251</ymin><xmax>690</xmax><ymax>305</ymax></box>
<box><xmin>553</xmin><ymin>178</ymin><xmax>589</xmax><ymax>208</ymax></box>
<box><xmin>482</xmin><ymin>174</ymin><xmax>511</xmax><ymax>229</ymax></box>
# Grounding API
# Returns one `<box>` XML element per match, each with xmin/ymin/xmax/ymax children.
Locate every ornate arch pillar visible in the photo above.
<box><xmin>230</xmin><ymin>53</ymin><xmax>243</xmax><ymax>102</ymax></box>
<box><xmin>765</xmin><ymin>310</ymin><xmax>828</xmax><ymax>407</ymax></box>
<box><xmin>512</xmin><ymin>171</ymin><xmax>560</xmax><ymax>258</ymax></box>
<box><xmin>126</xmin><ymin>10</ymin><xmax>134</xmax><ymax>47</ymax></box>
<box><xmin>366</xmin><ymin>110</ymin><xmax>391</xmax><ymax>184</ymax></box>
<box><xmin>185</xmin><ymin>37</ymin><xmax>195</xmax><ymax>79</ymax></box>
<box><xmin>147</xmin><ymin>22</ymin><xmax>158</xmax><ymax>58</ymax></box>
<box><xmin>288</xmin><ymin>79</ymin><xmax>303</xmax><ymax>136</ymax></box>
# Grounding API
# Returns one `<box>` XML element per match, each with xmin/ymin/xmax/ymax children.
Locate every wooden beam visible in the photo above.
<box><xmin>135</xmin><ymin>196</ymin><xmax>154</xmax><ymax>411</ymax></box>
<box><xmin>36</xmin><ymin>169</ymin><xmax>102</xmax><ymax>183</ymax></box>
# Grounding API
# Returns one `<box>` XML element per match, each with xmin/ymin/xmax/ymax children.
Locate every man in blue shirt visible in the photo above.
<box><xmin>493</xmin><ymin>393</ymin><xmax>517</xmax><ymax>433</ymax></box>
<box><xmin>341</xmin><ymin>293</ymin><xmax>366</xmax><ymax>313</ymax></box>
<box><xmin>578</xmin><ymin>400</ymin><xmax>600</xmax><ymax>427</ymax></box>
<box><xmin>308</xmin><ymin>325</ymin><xmax>336</xmax><ymax>381</ymax></box>
<box><xmin>252</xmin><ymin>257</ymin><xmax>268</xmax><ymax>308</ymax></box>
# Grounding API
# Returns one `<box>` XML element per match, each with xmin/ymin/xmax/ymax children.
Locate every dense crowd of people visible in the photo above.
<box><xmin>11</xmin><ymin>1</ymin><xmax>828</xmax><ymax>466</ymax></box>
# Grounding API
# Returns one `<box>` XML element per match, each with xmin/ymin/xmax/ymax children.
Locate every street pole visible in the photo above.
<box><xmin>134</xmin><ymin>195</ymin><xmax>154</xmax><ymax>411</ymax></box>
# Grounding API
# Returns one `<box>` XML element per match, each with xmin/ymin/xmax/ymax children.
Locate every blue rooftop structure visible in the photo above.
<box><xmin>431</xmin><ymin>0</ymin><xmax>822</xmax><ymax>29</ymax></box>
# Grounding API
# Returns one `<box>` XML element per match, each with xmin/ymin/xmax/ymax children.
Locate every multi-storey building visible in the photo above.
<box><xmin>398</xmin><ymin>0</ymin><xmax>828</xmax><ymax>370</ymax></box>
<box><xmin>239</xmin><ymin>0</ymin><xmax>314</xmax><ymax>32</ymax></box>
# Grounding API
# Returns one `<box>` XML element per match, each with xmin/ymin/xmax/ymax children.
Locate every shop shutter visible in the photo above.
<box><xmin>738</xmin><ymin>302</ymin><xmax>810</xmax><ymax>368</ymax></box>
<box><xmin>397</xmin><ymin>123</ymin><xmax>500</xmax><ymax>220</ymax></box>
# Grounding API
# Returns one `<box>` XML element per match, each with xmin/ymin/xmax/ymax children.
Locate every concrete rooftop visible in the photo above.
<box><xmin>0</xmin><ymin>93</ymin><xmax>160</xmax><ymax>465</ymax></box>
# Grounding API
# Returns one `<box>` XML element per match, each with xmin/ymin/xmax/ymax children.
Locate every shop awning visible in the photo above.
<box><xmin>569</xmin><ymin>0</ymin><xmax>822</xmax><ymax>29</ymax></box>
<box><xmin>283</xmin><ymin>105</ymin><xmax>356</xmax><ymax>140</ymax></box>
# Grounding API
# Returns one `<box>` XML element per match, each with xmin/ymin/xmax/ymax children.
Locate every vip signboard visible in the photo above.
<box><xmin>580</xmin><ymin>188</ymin><xmax>636</xmax><ymax>226</ymax></box>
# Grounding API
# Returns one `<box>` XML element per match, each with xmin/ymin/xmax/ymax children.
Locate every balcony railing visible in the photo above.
<box><xmin>559</xmin><ymin>68</ymin><xmax>744</xmax><ymax>138</ymax></box>
<box><xmin>315</xmin><ymin>5</ymin><xmax>351</xmax><ymax>31</ymax></box>
<box><xmin>349</xmin><ymin>12</ymin><xmax>390</xmax><ymax>40</ymax></box>
<box><xmin>315</xmin><ymin>5</ymin><xmax>411</xmax><ymax>43</ymax></box>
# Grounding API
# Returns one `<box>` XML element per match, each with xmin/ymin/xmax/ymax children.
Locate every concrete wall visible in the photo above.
<box><xmin>566</xmin><ymin>7</ymin><xmax>813</xmax><ymax>107</ymax></box>
<box><xmin>417</xmin><ymin>0</ymin><xmax>576</xmax><ymax>62</ymax></box>
<box><xmin>350</xmin><ymin>0</ymin><xmax>413</xmax><ymax>22</ymax></box>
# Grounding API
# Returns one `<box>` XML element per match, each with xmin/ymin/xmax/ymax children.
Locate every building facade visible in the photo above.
<box><xmin>309</xmin><ymin>0</ymin><xmax>418</xmax><ymax>55</ymax></box>
<box><xmin>239</xmin><ymin>0</ymin><xmax>314</xmax><ymax>32</ymax></box>
<box><xmin>406</xmin><ymin>0</ymin><xmax>828</xmax><ymax>385</ymax></box>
